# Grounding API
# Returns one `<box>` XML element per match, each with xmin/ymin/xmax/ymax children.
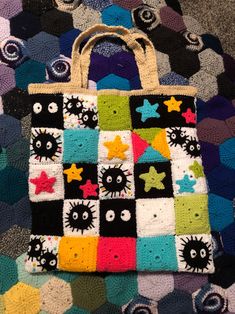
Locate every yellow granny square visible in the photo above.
<box><xmin>58</xmin><ymin>236</ymin><xmax>98</xmax><ymax>272</ymax></box>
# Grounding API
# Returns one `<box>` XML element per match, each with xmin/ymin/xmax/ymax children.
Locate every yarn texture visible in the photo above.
<box><xmin>25</xmin><ymin>24</ymin><xmax>213</xmax><ymax>274</ymax></box>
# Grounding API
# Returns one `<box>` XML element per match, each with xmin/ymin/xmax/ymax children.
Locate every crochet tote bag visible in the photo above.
<box><xmin>26</xmin><ymin>24</ymin><xmax>214</xmax><ymax>273</ymax></box>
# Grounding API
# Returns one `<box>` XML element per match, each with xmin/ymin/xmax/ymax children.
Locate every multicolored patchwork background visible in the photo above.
<box><xmin>0</xmin><ymin>0</ymin><xmax>235</xmax><ymax>313</ymax></box>
<box><xmin>27</xmin><ymin>92</ymin><xmax>213</xmax><ymax>273</ymax></box>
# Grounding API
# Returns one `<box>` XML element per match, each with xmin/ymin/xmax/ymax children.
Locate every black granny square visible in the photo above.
<box><xmin>130</xmin><ymin>95</ymin><xmax>195</xmax><ymax>128</ymax></box>
<box><xmin>134</xmin><ymin>162</ymin><xmax>173</xmax><ymax>198</ymax></box>
<box><xmin>63</xmin><ymin>163</ymin><xmax>98</xmax><ymax>199</ymax></box>
<box><xmin>100</xmin><ymin>199</ymin><xmax>136</xmax><ymax>237</ymax></box>
<box><xmin>31</xmin><ymin>200</ymin><xmax>63</xmax><ymax>236</ymax></box>
<box><xmin>31</xmin><ymin>94</ymin><xmax>64</xmax><ymax>129</ymax></box>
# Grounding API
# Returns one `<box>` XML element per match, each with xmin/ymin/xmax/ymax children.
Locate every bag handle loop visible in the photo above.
<box><xmin>71</xmin><ymin>25</ymin><xmax>159</xmax><ymax>90</ymax></box>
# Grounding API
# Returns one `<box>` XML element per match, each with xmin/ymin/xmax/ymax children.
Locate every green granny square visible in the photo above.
<box><xmin>175</xmin><ymin>194</ymin><xmax>211</xmax><ymax>235</ymax></box>
<box><xmin>97</xmin><ymin>95</ymin><xmax>132</xmax><ymax>130</ymax></box>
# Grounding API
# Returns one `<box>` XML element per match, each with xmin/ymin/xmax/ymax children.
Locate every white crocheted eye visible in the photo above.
<box><xmin>49</xmin><ymin>260</ymin><xmax>56</xmax><ymax>266</ymax></box>
<box><xmin>106</xmin><ymin>210</ymin><xmax>115</xmax><ymax>222</ymax></box>
<box><xmin>33</xmin><ymin>102</ymin><xmax>42</xmax><ymax>114</ymax></box>
<box><xmin>46</xmin><ymin>141</ymin><xmax>52</xmax><ymax>150</ymax></box>
<box><xmin>116</xmin><ymin>175</ymin><xmax>123</xmax><ymax>183</ymax></box>
<box><xmin>106</xmin><ymin>175</ymin><xmax>112</xmax><ymax>183</ymax></box>
<box><xmin>72</xmin><ymin>212</ymin><xmax>78</xmax><ymax>220</ymax></box>
<box><xmin>35</xmin><ymin>244</ymin><xmax>41</xmax><ymax>251</ymax></box>
<box><xmin>36</xmin><ymin>140</ymin><xmax>41</xmax><ymax>148</ymax></box>
<box><xmin>48</xmin><ymin>102</ymin><xmax>58</xmax><ymax>113</ymax></box>
<box><xmin>120</xmin><ymin>209</ymin><xmax>131</xmax><ymax>221</ymax></box>
<box><xmin>41</xmin><ymin>258</ymin><xmax>46</xmax><ymax>265</ymax></box>
<box><xmin>200</xmin><ymin>248</ymin><xmax>206</xmax><ymax>258</ymax></box>
<box><xmin>190</xmin><ymin>249</ymin><xmax>197</xmax><ymax>258</ymax></box>
<box><xmin>82</xmin><ymin>211</ymin><xmax>89</xmax><ymax>220</ymax></box>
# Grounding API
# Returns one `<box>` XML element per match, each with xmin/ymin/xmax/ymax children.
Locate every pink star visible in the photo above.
<box><xmin>30</xmin><ymin>171</ymin><xmax>56</xmax><ymax>195</ymax></box>
<box><xmin>182</xmin><ymin>108</ymin><xmax>196</xmax><ymax>124</ymax></box>
<box><xmin>79</xmin><ymin>179</ymin><xmax>98</xmax><ymax>198</ymax></box>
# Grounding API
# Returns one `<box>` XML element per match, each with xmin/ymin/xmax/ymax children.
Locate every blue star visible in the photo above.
<box><xmin>136</xmin><ymin>99</ymin><xmax>160</xmax><ymax>123</ymax></box>
<box><xmin>176</xmin><ymin>174</ymin><xmax>196</xmax><ymax>193</ymax></box>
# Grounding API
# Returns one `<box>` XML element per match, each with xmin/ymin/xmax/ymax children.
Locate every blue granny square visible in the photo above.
<box><xmin>137</xmin><ymin>235</ymin><xmax>178</xmax><ymax>271</ymax></box>
<box><xmin>63</xmin><ymin>129</ymin><xmax>99</xmax><ymax>163</ymax></box>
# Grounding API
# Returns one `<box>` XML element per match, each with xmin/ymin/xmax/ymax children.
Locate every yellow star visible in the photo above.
<box><xmin>63</xmin><ymin>163</ymin><xmax>83</xmax><ymax>183</ymax></box>
<box><xmin>163</xmin><ymin>96</ymin><xmax>182</xmax><ymax>112</ymax></box>
<box><xmin>103</xmin><ymin>135</ymin><xmax>129</xmax><ymax>160</ymax></box>
<box><xmin>139</xmin><ymin>166</ymin><xmax>166</xmax><ymax>192</ymax></box>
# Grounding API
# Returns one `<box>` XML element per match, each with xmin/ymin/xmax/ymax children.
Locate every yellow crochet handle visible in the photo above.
<box><xmin>71</xmin><ymin>24</ymin><xmax>159</xmax><ymax>90</ymax></box>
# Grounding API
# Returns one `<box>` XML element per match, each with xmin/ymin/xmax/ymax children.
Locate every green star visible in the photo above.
<box><xmin>139</xmin><ymin>166</ymin><xmax>166</xmax><ymax>192</ymax></box>
<box><xmin>189</xmin><ymin>160</ymin><xmax>205</xmax><ymax>179</ymax></box>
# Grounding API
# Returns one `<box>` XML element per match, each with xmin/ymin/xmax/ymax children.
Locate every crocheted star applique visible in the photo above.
<box><xmin>163</xmin><ymin>96</ymin><xmax>182</xmax><ymax>112</ymax></box>
<box><xmin>139</xmin><ymin>166</ymin><xmax>166</xmax><ymax>192</ymax></box>
<box><xmin>103</xmin><ymin>135</ymin><xmax>129</xmax><ymax>160</ymax></box>
<box><xmin>63</xmin><ymin>163</ymin><xmax>83</xmax><ymax>183</ymax></box>
<box><xmin>79</xmin><ymin>179</ymin><xmax>98</xmax><ymax>198</ymax></box>
<box><xmin>136</xmin><ymin>99</ymin><xmax>160</xmax><ymax>122</ymax></box>
<box><xmin>189</xmin><ymin>160</ymin><xmax>205</xmax><ymax>178</ymax></box>
<box><xmin>182</xmin><ymin>108</ymin><xmax>196</xmax><ymax>124</ymax></box>
<box><xmin>30</xmin><ymin>171</ymin><xmax>56</xmax><ymax>195</ymax></box>
<box><xmin>176</xmin><ymin>174</ymin><xmax>196</xmax><ymax>193</ymax></box>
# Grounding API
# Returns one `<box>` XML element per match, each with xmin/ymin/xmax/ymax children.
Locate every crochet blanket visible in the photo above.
<box><xmin>0</xmin><ymin>0</ymin><xmax>235</xmax><ymax>313</ymax></box>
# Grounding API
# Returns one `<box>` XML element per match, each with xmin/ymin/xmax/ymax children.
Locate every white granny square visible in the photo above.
<box><xmin>25</xmin><ymin>235</ymin><xmax>61</xmax><ymax>273</ymax></box>
<box><xmin>29</xmin><ymin>128</ymin><xmax>63</xmax><ymax>164</ymax></box>
<box><xmin>136</xmin><ymin>198</ymin><xmax>175</xmax><ymax>236</ymax></box>
<box><xmin>166</xmin><ymin>127</ymin><xmax>201</xmax><ymax>160</ymax></box>
<box><xmin>98</xmin><ymin>163</ymin><xmax>135</xmax><ymax>199</ymax></box>
<box><xmin>175</xmin><ymin>234</ymin><xmax>215</xmax><ymax>273</ymax></box>
<box><xmin>98</xmin><ymin>130</ymin><xmax>133</xmax><ymax>163</ymax></box>
<box><xmin>63</xmin><ymin>93</ymin><xmax>98</xmax><ymax>129</ymax></box>
<box><xmin>171</xmin><ymin>157</ymin><xmax>208</xmax><ymax>195</ymax></box>
<box><xmin>63</xmin><ymin>199</ymin><xmax>99</xmax><ymax>236</ymax></box>
<box><xmin>29</xmin><ymin>163</ymin><xmax>64</xmax><ymax>202</ymax></box>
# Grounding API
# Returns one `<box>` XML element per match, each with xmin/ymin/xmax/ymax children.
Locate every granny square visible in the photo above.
<box><xmin>63</xmin><ymin>93</ymin><xmax>98</xmax><ymax>129</ymax></box>
<box><xmin>29</xmin><ymin>163</ymin><xmax>64</xmax><ymax>202</ymax></box>
<box><xmin>136</xmin><ymin>198</ymin><xmax>175</xmax><ymax>236</ymax></box>
<box><xmin>98</xmin><ymin>130</ymin><xmax>133</xmax><ymax>163</ymax></box>
<box><xmin>30</xmin><ymin>128</ymin><xmax>63</xmax><ymax>164</ymax></box>
<box><xmin>97</xmin><ymin>94</ymin><xmax>132</xmax><ymax>130</ymax></box>
<box><xmin>99</xmin><ymin>199</ymin><xmax>136</xmax><ymax>237</ymax></box>
<box><xmin>31</xmin><ymin>200</ymin><xmax>64</xmax><ymax>236</ymax></box>
<box><xmin>63</xmin><ymin>129</ymin><xmax>99</xmax><ymax>163</ymax></box>
<box><xmin>63</xmin><ymin>163</ymin><xmax>98</xmax><ymax>199</ymax></box>
<box><xmin>97</xmin><ymin>237</ymin><xmax>136</xmax><ymax>272</ymax></box>
<box><xmin>137</xmin><ymin>235</ymin><xmax>178</xmax><ymax>271</ymax></box>
<box><xmin>31</xmin><ymin>94</ymin><xmax>64</xmax><ymax>129</ymax></box>
<box><xmin>134</xmin><ymin>162</ymin><xmax>173</xmax><ymax>198</ymax></box>
<box><xmin>175</xmin><ymin>194</ymin><xmax>211</xmax><ymax>235</ymax></box>
<box><xmin>26</xmin><ymin>25</ymin><xmax>213</xmax><ymax>274</ymax></box>
<box><xmin>63</xmin><ymin>199</ymin><xmax>99</xmax><ymax>236</ymax></box>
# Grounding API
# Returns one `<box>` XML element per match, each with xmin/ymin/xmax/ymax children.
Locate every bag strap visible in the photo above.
<box><xmin>71</xmin><ymin>24</ymin><xmax>131</xmax><ymax>86</ymax></box>
<box><xmin>71</xmin><ymin>25</ymin><xmax>159</xmax><ymax>90</ymax></box>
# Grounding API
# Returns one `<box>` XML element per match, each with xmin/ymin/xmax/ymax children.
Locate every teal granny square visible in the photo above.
<box><xmin>63</xmin><ymin>129</ymin><xmax>99</xmax><ymax>163</ymax></box>
<box><xmin>137</xmin><ymin>235</ymin><xmax>178</xmax><ymax>271</ymax></box>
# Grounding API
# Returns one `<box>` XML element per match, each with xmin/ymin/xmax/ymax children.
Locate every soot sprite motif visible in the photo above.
<box><xmin>183</xmin><ymin>137</ymin><xmax>201</xmax><ymax>158</ymax></box>
<box><xmin>27</xmin><ymin>237</ymin><xmax>45</xmax><ymax>261</ymax></box>
<box><xmin>63</xmin><ymin>94</ymin><xmax>98</xmax><ymax>129</ymax></box>
<box><xmin>176</xmin><ymin>235</ymin><xmax>214</xmax><ymax>273</ymax></box>
<box><xmin>25</xmin><ymin>235</ymin><xmax>60</xmax><ymax>273</ymax></box>
<box><xmin>98</xmin><ymin>163</ymin><xmax>134</xmax><ymax>199</ymax></box>
<box><xmin>30</xmin><ymin>128</ymin><xmax>63</xmax><ymax>163</ymax></box>
<box><xmin>38</xmin><ymin>249</ymin><xmax>58</xmax><ymax>271</ymax></box>
<box><xmin>31</xmin><ymin>94</ymin><xmax>64</xmax><ymax>129</ymax></box>
<box><xmin>100</xmin><ymin>199</ymin><xmax>136</xmax><ymax>237</ymax></box>
<box><xmin>27</xmin><ymin>35</ymin><xmax>212</xmax><ymax>273</ymax></box>
<box><xmin>63</xmin><ymin>200</ymin><xmax>99</xmax><ymax>236</ymax></box>
<box><xmin>167</xmin><ymin>127</ymin><xmax>188</xmax><ymax>147</ymax></box>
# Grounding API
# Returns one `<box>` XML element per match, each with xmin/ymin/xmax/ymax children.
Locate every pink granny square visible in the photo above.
<box><xmin>97</xmin><ymin>237</ymin><xmax>136</xmax><ymax>272</ymax></box>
